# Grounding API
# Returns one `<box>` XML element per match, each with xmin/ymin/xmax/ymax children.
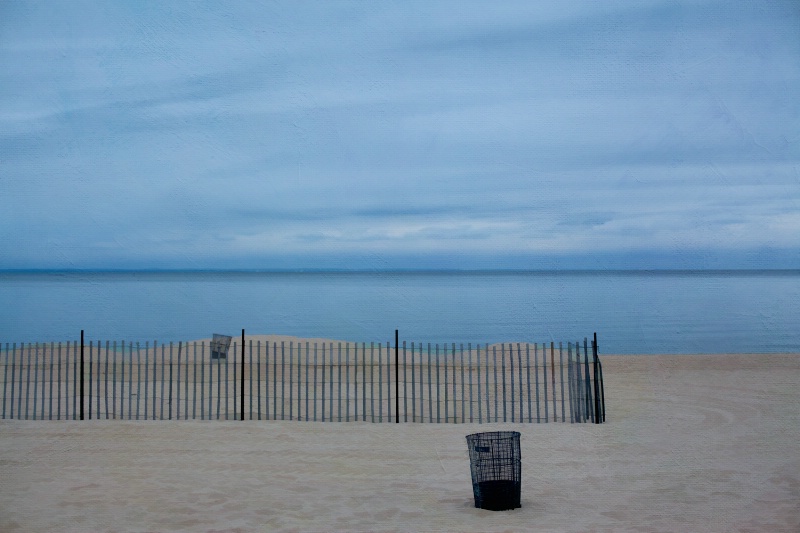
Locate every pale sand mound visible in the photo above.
<box><xmin>1</xmin><ymin>353</ymin><xmax>798</xmax><ymax>532</ymax></box>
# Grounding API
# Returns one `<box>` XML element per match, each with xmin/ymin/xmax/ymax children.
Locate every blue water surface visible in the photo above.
<box><xmin>0</xmin><ymin>270</ymin><xmax>797</xmax><ymax>354</ymax></box>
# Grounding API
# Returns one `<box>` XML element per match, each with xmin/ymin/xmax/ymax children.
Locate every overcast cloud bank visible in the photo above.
<box><xmin>2</xmin><ymin>1</ymin><xmax>798</xmax><ymax>269</ymax></box>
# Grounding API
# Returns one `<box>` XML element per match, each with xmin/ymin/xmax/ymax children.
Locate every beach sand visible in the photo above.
<box><xmin>1</xmin><ymin>351</ymin><xmax>798</xmax><ymax>532</ymax></box>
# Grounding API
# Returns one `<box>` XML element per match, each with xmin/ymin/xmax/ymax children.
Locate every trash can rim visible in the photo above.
<box><xmin>466</xmin><ymin>430</ymin><xmax>521</xmax><ymax>440</ymax></box>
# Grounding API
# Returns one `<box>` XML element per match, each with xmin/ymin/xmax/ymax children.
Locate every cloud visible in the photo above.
<box><xmin>0</xmin><ymin>1</ymin><xmax>798</xmax><ymax>269</ymax></box>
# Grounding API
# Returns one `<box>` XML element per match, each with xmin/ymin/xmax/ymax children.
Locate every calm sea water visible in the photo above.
<box><xmin>0</xmin><ymin>270</ymin><xmax>797</xmax><ymax>354</ymax></box>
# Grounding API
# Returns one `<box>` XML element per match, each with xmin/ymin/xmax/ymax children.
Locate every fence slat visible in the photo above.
<box><xmin>95</xmin><ymin>341</ymin><xmax>100</xmax><ymax>419</ymax></box>
<box><xmin>360</xmin><ymin>343</ymin><xmax>366</xmax><ymax>422</ymax></box>
<box><xmin>144</xmin><ymin>342</ymin><xmax>150</xmax><ymax>420</ymax></box>
<box><xmin>353</xmin><ymin>343</ymin><xmax>359</xmax><ymax>422</ymax></box>
<box><xmin>155</xmin><ymin>342</ymin><xmax>160</xmax><ymax>420</ymax></box>
<box><xmin>162</xmin><ymin>342</ymin><xmax>167</xmax><ymax>420</ymax></box>
<box><xmin>279</xmin><ymin>342</ymin><xmax>285</xmax><ymax>421</ymax></box>
<box><xmin>216</xmin><ymin>347</ymin><xmax>222</xmax><ymax>420</ymax></box>
<box><xmin>86</xmin><ymin>341</ymin><xmax>90</xmax><ymax>421</ymax></box>
<box><xmin>297</xmin><ymin>342</ymin><xmax>302</xmax><ymax>421</ymax></box>
<box><xmin>468</xmin><ymin>343</ymin><xmax>473</xmax><ymax>423</ymax></box>
<box><xmin>426</xmin><ymin>344</ymin><xmax>432</xmax><ymax>423</ymax></box>
<box><xmin>206</xmin><ymin>343</ymin><xmax>212</xmax><ymax>421</ymax></box>
<box><xmin>67</xmin><ymin>342</ymin><xmax>72</xmax><ymax>420</ymax></box>
<box><xmin>560</xmin><ymin>342</ymin><xmax>565</xmax><ymax>423</ymax></box>
<box><xmin>110</xmin><ymin>343</ymin><xmax>114</xmax><ymax>420</ymax></box>
<box><xmin>507</xmin><ymin>344</ymin><xmax>513</xmax><ymax>423</ymax></box>
<box><xmin>169</xmin><ymin>343</ymin><xmax>174</xmax><ymax>420</ymax></box>
<box><xmin>34</xmin><ymin>342</ymin><xmax>41</xmax><ymax>420</ymax></box>
<box><xmin>43</xmin><ymin>343</ymin><xmax>49</xmax><ymax>420</ymax></box>
<box><xmin>31</xmin><ymin>342</ymin><xmax>38</xmax><ymax>420</ymax></box>
<box><xmin>22</xmin><ymin>343</ymin><xmax>29</xmax><ymax>419</ymax></box>
<box><xmin>58</xmin><ymin>343</ymin><xmax>63</xmax><ymax>420</ymax></box>
<box><xmin>459</xmin><ymin>344</ymin><xmax>465</xmax><ymax>424</ymax></box>
<box><xmin>289</xmin><ymin>341</ymin><xmax>294</xmax><ymax>421</ymax></box>
<box><xmin>416</xmin><ymin>343</ymin><xmax>423</xmax><ymax>423</ymax></box>
<box><xmin>257</xmin><ymin>341</ymin><xmax>262</xmax><ymax>421</ymax></box>
<box><xmin>451</xmin><ymin>343</ymin><xmax>457</xmax><ymax>423</ymax></box>
<box><xmin>335</xmin><ymin>343</ymin><xmax>340</xmax><ymax>422</ymax></box>
<box><xmin>44</xmin><ymin>343</ymin><xmax>50</xmax><ymax>420</ymax></box>
<box><xmin>492</xmin><ymin>345</ymin><xmax>498</xmax><ymax>423</ymax></box>
<box><xmin>11</xmin><ymin>343</ymin><xmax>19</xmax><ymax>419</ymax></box>
<box><xmin>63</xmin><ymin>343</ymin><xmax>68</xmax><ymax>420</ymax></box>
<box><xmin>124</xmin><ymin>342</ymin><xmax>129</xmax><ymax>420</ymax></box>
<box><xmin>442</xmin><ymin>344</ymin><xmax>447</xmax><ymax>423</ymax></box>
<box><xmin>435</xmin><ymin>344</ymin><xmax>441</xmax><ymax>424</ymax></box>
<box><xmin>533</xmin><ymin>344</ymin><xmax>539</xmax><ymax>423</ymax></box>
<box><xmin>551</xmin><ymin>342</ymin><xmax>557</xmax><ymax>422</ymax></box>
<box><xmin>583</xmin><ymin>338</ymin><xmax>593</xmax><ymax>422</ymax></box>
<box><xmin>303</xmin><ymin>342</ymin><xmax>308</xmax><ymax>422</ymax></box>
<box><xmin>569</xmin><ymin>343</ymin><xmax>576</xmax><ymax>423</ymax></box>
<box><xmin>415</xmin><ymin>343</ymin><xmax>422</xmax><ymax>423</ymax></box>
<box><xmin>226</xmin><ymin>344</ymin><xmax>230</xmax><ymax>421</ymax></box>
<box><xmin>205</xmin><ymin>344</ymin><xmax>210</xmax><ymax>420</ymax></box>
<box><xmin>103</xmin><ymin>341</ymin><xmax>108</xmax><ymax>420</ymax></box>
<box><xmin>525</xmin><ymin>344</ymin><xmax>531</xmax><ymax>423</ymax></box>
<box><xmin>369</xmin><ymin>342</ymin><xmax>375</xmax><ymax>422</ymax></box>
<box><xmin>579</xmin><ymin>340</ymin><xmax>586</xmax><ymax>422</ymax></box>
<box><xmin>321</xmin><ymin>343</ymin><xmax>327</xmax><ymax>422</ymax></box>
<box><xmin>197</xmin><ymin>343</ymin><xmax>203</xmax><ymax>420</ymax></box>
<box><xmin>328</xmin><ymin>343</ymin><xmax>334</xmax><ymax>422</ymax></box>
<box><xmin>313</xmin><ymin>342</ymin><xmax>318</xmax><ymax>422</ymax></box>
<box><xmin>518</xmin><ymin>343</ymin><xmax>524</xmax><ymax>423</ymax></box>
<box><xmin>212</xmin><ymin>347</ymin><xmax>217</xmax><ymax>420</ymax></box>
<box><xmin>476</xmin><ymin>344</ymin><xmax>482</xmax><ymax>423</ymax></box>
<box><xmin>269</xmin><ymin>342</ymin><xmax>275</xmax><ymax>420</ymax></box>
<box><xmin>571</xmin><ymin>341</ymin><xmax>578</xmax><ymax>421</ymax></box>
<box><xmin>2</xmin><ymin>343</ymin><xmax>8</xmax><ymax>419</ymax></box>
<box><xmin>345</xmin><ymin>343</ymin><xmax>350</xmax><ymax>422</ymax></box>
<box><xmin>484</xmin><ymin>344</ymin><xmax>490</xmax><ymax>423</ymax></box>
<box><xmin>403</xmin><ymin>342</ymin><xmax>408</xmax><ymax>423</ymax></box>
<box><xmin>378</xmin><ymin>341</ymin><xmax>394</xmax><ymax>422</ymax></box>
<box><xmin>49</xmin><ymin>343</ymin><xmax>54</xmax><ymax>420</ymax></box>
<box><xmin>134</xmin><ymin>343</ymin><xmax>141</xmax><ymax>421</ymax></box>
<box><xmin>177</xmin><ymin>342</ymin><xmax>189</xmax><ymax>420</ymax></box>
<box><xmin>378</xmin><ymin>343</ymin><xmax>384</xmax><ymax>423</ymax></box>
<box><xmin>250</xmin><ymin>341</ymin><xmax>255</xmax><ymax>421</ymax></box>
<box><xmin>116</xmin><ymin>342</ymin><xmax>121</xmax><ymax>420</ymax></box>
<box><xmin>7</xmin><ymin>343</ymin><xmax>14</xmax><ymax>419</ymax></box>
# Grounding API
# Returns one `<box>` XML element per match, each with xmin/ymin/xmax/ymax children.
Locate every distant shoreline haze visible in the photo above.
<box><xmin>2</xmin><ymin>267</ymin><xmax>799</xmax><ymax>275</ymax></box>
<box><xmin>2</xmin><ymin>246</ymin><xmax>798</xmax><ymax>273</ymax></box>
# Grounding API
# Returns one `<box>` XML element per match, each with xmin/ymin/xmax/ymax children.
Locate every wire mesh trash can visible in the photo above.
<box><xmin>466</xmin><ymin>431</ymin><xmax>521</xmax><ymax>511</ymax></box>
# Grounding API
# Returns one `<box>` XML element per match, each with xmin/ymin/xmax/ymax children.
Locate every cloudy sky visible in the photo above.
<box><xmin>2</xmin><ymin>1</ymin><xmax>798</xmax><ymax>270</ymax></box>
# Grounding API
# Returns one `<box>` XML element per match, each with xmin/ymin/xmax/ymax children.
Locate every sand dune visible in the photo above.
<box><xmin>1</xmin><ymin>352</ymin><xmax>798</xmax><ymax>532</ymax></box>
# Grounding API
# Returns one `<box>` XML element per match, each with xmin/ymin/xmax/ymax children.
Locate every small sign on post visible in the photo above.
<box><xmin>210</xmin><ymin>334</ymin><xmax>232</xmax><ymax>360</ymax></box>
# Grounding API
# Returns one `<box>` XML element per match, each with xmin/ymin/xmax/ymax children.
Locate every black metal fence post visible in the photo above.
<box><xmin>80</xmin><ymin>330</ymin><xmax>84</xmax><ymax>420</ymax></box>
<box><xmin>593</xmin><ymin>332</ymin><xmax>601</xmax><ymax>424</ymax></box>
<box><xmin>395</xmin><ymin>330</ymin><xmax>399</xmax><ymax>424</ymax></box>
<box><xmin>241</xmin><ymin>329</ymin><xmax>245</xmax><ymax>421</ymax></box>
<box><xmin>594</xmin><ymin>332</ymin><xmax>605</xmax><ymax>422</ymax></box>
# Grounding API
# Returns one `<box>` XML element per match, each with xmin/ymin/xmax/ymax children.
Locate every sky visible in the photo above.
<box><xmin>1</xmin><ymin>1</ymin><xmax>799</xmax><ymax>270</ymax></box>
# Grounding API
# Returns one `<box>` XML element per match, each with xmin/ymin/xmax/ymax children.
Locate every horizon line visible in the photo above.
<box><xmin>2</xmin><ymin>267</ymin><xmax>799</xmax><ymax>275</ymax></box>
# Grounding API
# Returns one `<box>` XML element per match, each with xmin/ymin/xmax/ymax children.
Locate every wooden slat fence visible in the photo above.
<box><xmin>0</xmin><ymin>338</ymin><xmax>605</xmax><ymax>423</ymax></box>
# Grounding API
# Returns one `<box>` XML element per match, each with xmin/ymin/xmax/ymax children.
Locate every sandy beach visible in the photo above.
<box><xmin>1</xmin><ymin>350</ymin><xmax>798</xmax><ymax>532</ymax></box>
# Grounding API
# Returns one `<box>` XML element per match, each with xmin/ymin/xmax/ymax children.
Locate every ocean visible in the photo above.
<box><xmin>0</xmin><ymin>270</ymin><xmax>797</xmax><ymax>354</ymax></box>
